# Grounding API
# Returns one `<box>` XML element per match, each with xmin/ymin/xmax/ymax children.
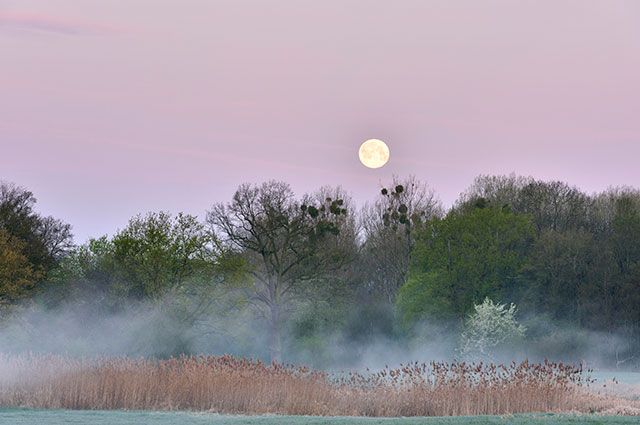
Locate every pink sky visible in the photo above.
<box><xmin>1</xmin><ymin>1</ymin><xmax>639</xmax><ymax>242</ymax></box>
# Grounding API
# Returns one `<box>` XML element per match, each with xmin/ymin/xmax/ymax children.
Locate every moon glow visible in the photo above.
<box><xmin>358</xmin><ymin>139</ymin><xmax>390</xmax><ymax>169</ymax></box>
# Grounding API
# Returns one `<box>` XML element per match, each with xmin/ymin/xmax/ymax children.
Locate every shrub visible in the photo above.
<box><xmin>459</xmin><ymin>297</ymin><xmax>526</xmax><ymax>361</ymax></box>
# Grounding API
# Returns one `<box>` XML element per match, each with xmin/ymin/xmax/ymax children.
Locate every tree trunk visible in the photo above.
<box><xmin>268</xmin><ymin>303</ymin><xmax>282</xmax><ymax>362</ymax></box>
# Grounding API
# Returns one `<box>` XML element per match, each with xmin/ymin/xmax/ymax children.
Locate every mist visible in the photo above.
<box><xmin>2</xmin><ymin>175</ymin><xmax>640</xmax><ymax>377</ymax></box>
<box><xmin>0</xmin><ymin>284</ymin><xmax>632</xmax><ymax>373</ymax></box>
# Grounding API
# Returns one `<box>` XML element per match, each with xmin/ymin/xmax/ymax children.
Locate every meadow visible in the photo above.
<box><xmin>2</xmin><ymin>409</ymin><xmax>640</xmax><ymax>425</ymax></box>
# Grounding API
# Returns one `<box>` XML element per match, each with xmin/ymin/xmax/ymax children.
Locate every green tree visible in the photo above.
<box><xmin>397</xmin><ymin>203</ymin><xmax>534</xmax><ymax>326</ymax></box>
<box><xmin>0</xmin><ymin>182</ymin><xmax>73</xmax><ymax>273</ymax></box>
<box><xmin>610</xmin><ymin>196</ymin><xmax>640</xmax><ymax>334</ymax></box>
<box><xmin>0</xmin><ymin>182</ymin><xmax>72</xmax><ymax>311</ymax></box>
<box><xmin>42</xmin><ymin>236</ymin><xmax>118</xmax><ymax>310</ymax></box>
<box><xmin>522</xmin><ymin>229</ymin><xmax>593</xmax><ymax>322</ymax></box>
<box><xmin>110</xmin><ymin>212</ymin><xmax>213</xmax><ymax>300</ymax></box>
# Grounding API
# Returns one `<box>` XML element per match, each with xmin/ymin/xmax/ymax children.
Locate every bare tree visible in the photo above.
<box><xmin>39</xmin><ymin>216</ymin><xmax>74</xmax><ymax>261</ymax></box>
<box><xmin>458</xmin><ymin>174</ymin><xmax>590</xmax><ymax>233</ymax></box>
<box><xmin>207</xmin><ymin>181</ymin><xmax>352</xmax><ymax>361</ymax></box>
<box><xmin>359</xmin><ymin>176</ymin><xmax>442</xmax><ymax>303</ymax></box>
<box><xmin>457</xmin><ymin>174</ymin><xmax>535</xmax><ymax>211</ymax></box>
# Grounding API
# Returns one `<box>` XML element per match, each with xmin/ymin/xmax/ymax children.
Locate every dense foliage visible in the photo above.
<box><xmin>1</xmin><ymin>175</ymin><xmax>639</xmax><ymax>369</ymax></box>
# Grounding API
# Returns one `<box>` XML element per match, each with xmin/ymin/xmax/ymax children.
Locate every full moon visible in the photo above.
<box><xmin>358</xmin><ymin>139</ymin><xmax>390</xmax><ymax>169</ymax></box>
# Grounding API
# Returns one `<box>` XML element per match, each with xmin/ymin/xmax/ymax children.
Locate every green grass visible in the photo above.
<box><xmin>0</xmin><ymin>409</ymin><xmax>637</xmax><ymax>425</ymax></box>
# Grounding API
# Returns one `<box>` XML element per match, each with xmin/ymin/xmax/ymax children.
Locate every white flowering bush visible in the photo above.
<box><xmin>459</xmin><ymin>297</ymin><xmax>526</xmax><ymax>361</ymax></box>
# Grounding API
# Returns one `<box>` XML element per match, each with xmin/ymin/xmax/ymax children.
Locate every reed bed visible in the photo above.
<box><xmin>0</xmin><ymin>354</ymin><xmax>635</xmax><ymax>416</ymax></box>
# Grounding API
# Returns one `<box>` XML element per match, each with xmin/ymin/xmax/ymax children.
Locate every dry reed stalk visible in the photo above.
<box><xmin>0</xmin><ymin>354</ymin><xmax>636</xmax><ymax>416</ymax></box>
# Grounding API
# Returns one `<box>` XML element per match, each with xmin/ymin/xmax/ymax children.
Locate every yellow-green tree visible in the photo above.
<box><xmin>0</xmin><ymin>229</ymin><xmax>41</xmax><ymax>311</ymax></box>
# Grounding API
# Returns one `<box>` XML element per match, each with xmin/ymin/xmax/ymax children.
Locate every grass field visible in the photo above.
<box><xmin>1</xmin><ymin>409</ymin><xmax>639</xmax><ymax>425</ymax></box>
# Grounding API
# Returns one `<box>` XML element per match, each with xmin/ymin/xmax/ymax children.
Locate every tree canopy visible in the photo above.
<box><xmin>1</xmin><ymin>176</ymin><xmax>640</xmax><ymax>367</ymax></box>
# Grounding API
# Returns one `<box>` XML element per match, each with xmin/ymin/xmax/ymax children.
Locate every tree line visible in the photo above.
<box><xmin>1</xmin><ymin>175</ymin><xmax>639</xmax><ymax>368</ymax></box>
